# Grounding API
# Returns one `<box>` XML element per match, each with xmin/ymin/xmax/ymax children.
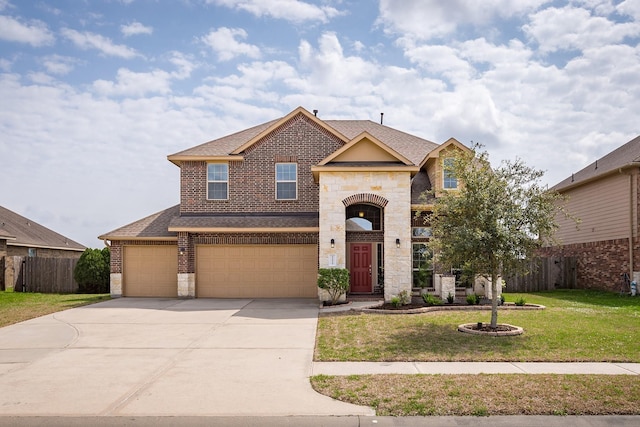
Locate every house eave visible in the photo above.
<box><xmin>7</xmin><ymin>242</ymin><xmax>85</xmax><ymax>252</ymax></box>
<box><xmin>98</xmin><ymin>235</ymin><xmax>178</xmax><ymax>242</ymax></box>
<box><xmin>167</xmin><ymin>227</ymin><xmax>319</xmax><ymax>233</ymax></box>
<box><xmin>553</xmin><ymin>162</ymin><xmax>640</xmax><ymax>192</ymax></box>
<box><xmin>167</xmin><ymin>155</ymin><xmax>244</xmax><ymax>167</ymax></box>
<box><xmin>311</xmin><ymin>165</ymin><xmax>420</xmax><ymax>181</ymax></box>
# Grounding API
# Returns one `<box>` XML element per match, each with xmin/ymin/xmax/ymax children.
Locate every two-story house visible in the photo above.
<box><xmin>99</xmin><ymin>107</ymin><xmax>471</xmax><ymax>301</ymax></box>
<box><xmin>541</xmin><ymin>135</ymin><xmax>640</xmax><ymax>292</ymax></box>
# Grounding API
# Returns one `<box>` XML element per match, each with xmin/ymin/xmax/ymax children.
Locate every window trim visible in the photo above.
<box><xmin>207</xmin><ymin>162</ymin><xmax>229</xmax><ymax>200</ymax></box>
<box><xmin>275</xmin><ymin>162</ymin><xmax>298</xmax><ymax>200</ymax></box>
<box><xmin>443</xmin><ymin>157</ymin><xmax>458</xmax><ymax>189</ymax></box>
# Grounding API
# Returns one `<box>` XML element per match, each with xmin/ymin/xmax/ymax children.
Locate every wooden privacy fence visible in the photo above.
<box><xmin>2</xmin><ymin>256</ymin><xmax>79</xmax><ymax>293</ymax></box>
<box><xmin>504</xmin><ymin>256</ymin><xmax>577</xmax><ymax>293</ymax></box>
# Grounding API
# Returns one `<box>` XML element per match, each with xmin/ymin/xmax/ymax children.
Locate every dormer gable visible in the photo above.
<box><xmin>311</xmin><ymin>132</ymin><xmax>419</xmax><ymax>181</ymax></box>
<box><xmin>318</xmin><ymin>132</ymin><xmax>413</xmax><ymax>166</ymax></box>
<box><xmin>421</xmin><ymin>137</ymin><xmax>472</xmax><ymax>197</ymax></box>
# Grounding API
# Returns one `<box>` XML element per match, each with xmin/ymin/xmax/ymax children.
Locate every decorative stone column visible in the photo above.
<box><xmin>440</xmin><ymin>274</ymin><xmax>456</xmax><ymax>302</ymax></box>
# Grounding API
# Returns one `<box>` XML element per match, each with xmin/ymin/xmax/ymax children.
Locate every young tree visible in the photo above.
<box><xmin>427</xmin><ymin>145</ymin><xmax>571</xmax><ymax>329</ymax></box>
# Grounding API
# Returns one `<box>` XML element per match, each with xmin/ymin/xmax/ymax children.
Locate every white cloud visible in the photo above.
<box><xmin>92</xmin><ymin>52</ymin><xmax>196</xmax><ymax>97</ymax></box>
<box><xmin>377</xmin><ymin>0</ymin><xmax>549</xmax><ymax>40</ymax></box>
<box><xmin>41</xmin><ymin>54</ymin><xmax>82</xmax><ymax>75</ymax></box>
<box><xmin>121</xmin><ymin>21</ymin><xmax>153</xmax><ymax>37</ymax></box>
<box><xmin>523</xmin><ymin>6</ymin><xmax>640</xmax><ymax>53</ymax></box>
<box><xmin>201</xmin><ymin>27</ymin><xmax>260</xmax><ymax>61</ymax></box>
<box><xmin>0</xmin><ymin>58</ymin><xmax>12</xmax><ymax>71</ymax></box>
<box><xmin>0</xmin><ymin>14</ymin><xmax>55</xmax><ymax>46</ymax></box>
<box><xmin>618</xmin><ymin>0</ymin><xmax>640</xmax><ymax>20</ymax></box>
<box><xmin>207</xmin><ymin>0</ymin><xmax>342</xmax><ymax>23</ymax></box>
<box><xmin>61</xmin><ymin>28</ymin><xmax>139</xmax><ymax>58</ymax></box>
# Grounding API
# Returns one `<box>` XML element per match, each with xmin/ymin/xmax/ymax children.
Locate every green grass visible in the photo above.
<box><xmin>315</xmin><ymin>290</ymin><xmax>640</xmax><ymax>362</ymax></box>
<box><xmin>0</xmin><ymin>290</ymin><xmax>110</xmax><ymax>327</ymax></box>
<box><xmin>311</xmin><ymin>374</ymin><xmax>640</xmax><ymax>416</ymax></box>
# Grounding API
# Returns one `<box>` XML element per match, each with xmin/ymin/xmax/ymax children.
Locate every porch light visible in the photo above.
<box><xmin>358</xmin><ymin>211</ymin><xmax>365</xmax><ymax>217</ymax></box>
<box><xmin>179</xmin><ymin>247</ymin><xmax>185</xmax><ymax>256</ymax></box>
<box><xmin>330</xmin><ymin>239</ymin><xmax>335</xmax><ymax>248</ymax></box>
<box><xmin>396</xmin><ymin>238</ymin><xmax>400</xmax><ymax>248</ymax></box>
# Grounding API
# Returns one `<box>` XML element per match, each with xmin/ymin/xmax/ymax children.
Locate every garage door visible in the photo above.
<box><xmin>196</xmin><ymin>245</ymin><xmax>317</xmax><ymax>298</ymax></box>
<box><xmin>123</xmin><ymin>246</ymin><xmax>178</xmax><ymax>297</ymax></box>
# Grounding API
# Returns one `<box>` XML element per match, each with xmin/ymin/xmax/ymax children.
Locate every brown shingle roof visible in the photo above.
<box><xmin>0</xmin><ymin>205</ymin><xmax>85</xmax><ymax>251</ymax></box>
<box><xmin>99</xmin><ymin>205</ymin><xmax>180</xmax><ymax>240</ymax></box>
<box><xmin>168</xmin><ymin>119</ymin><xmax>279</xmax><ymax>158</ymax></box>
<box><xmin>326</xmin><ymin>120</ymin><xmax>439</xmax><ymax>165</ymax></box>
<box><xmin>553</xmin><ymin>135</ymin><xmax>640</xmax><ymax>191</ymax></box>
<box><xmin>167</xmin><ymin>111</ymin><xmax>439</xmax><ymax>166</ymax></box>
<box><xmin>169</xmin><ymin>213</ymin><xmax>319</xmax><ymax>230</ymax></box>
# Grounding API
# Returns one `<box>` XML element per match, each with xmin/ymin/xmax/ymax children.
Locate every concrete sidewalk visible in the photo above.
<box><xmin>313</xmin><ymin>361</ymin><xmax>640</xmax><ymax>375</ymax></box>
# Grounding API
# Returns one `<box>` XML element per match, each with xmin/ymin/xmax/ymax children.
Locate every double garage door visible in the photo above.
<box><xmin>122</xmin><ymin>244</ymin><xmax>317</xmax><ymax>298</ymax></box>
<box><xmin>196</xmin><ymin>245</ymin><xmax>318</xmax><ymax>298</ymax></box>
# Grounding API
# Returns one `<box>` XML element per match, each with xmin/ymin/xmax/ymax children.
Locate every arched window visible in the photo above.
<box><xmin>345</xmin><ymin>204</ymin><xmax>382</xmax><ymax>231</ymax></box>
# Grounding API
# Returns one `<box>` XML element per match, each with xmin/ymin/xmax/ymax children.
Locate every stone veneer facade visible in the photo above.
<box><xmin>319</xmin><ymin>170</ymin><xmax>412</xmax><ymax>302</ymax></box>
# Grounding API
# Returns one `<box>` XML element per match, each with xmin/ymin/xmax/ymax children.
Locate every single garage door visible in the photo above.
<box><xmin>123</xmin><ymin>245</ymin><xmax>178</xmax><ymax>297</ymax></box>
<box><xmin>196</xmin><ymin>245</ymin><xmax>317</xmax><ymax>298</ymax></box>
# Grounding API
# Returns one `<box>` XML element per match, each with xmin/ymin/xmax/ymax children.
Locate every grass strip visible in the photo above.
<box><xmin>316</xmin><ymin>290</ymin><xmax>640</xmax><ymax>362</ymax></box>
<box><xmin>0</xmin><ymin>291</ymin><xmax>110</xmax><ymax>327</ymax></box>
<box><xmin>311</xmin><ymin>374</ymin><xmax>640</xmax><ymax>416</ymax></box>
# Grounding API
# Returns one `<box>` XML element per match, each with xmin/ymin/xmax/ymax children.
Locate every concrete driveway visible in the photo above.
<box><xmin>0</xmin><ymin>298</ymin><xmax>373</xmax><ymax>416</ymax></box>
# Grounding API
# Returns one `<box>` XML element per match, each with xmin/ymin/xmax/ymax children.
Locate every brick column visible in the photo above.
<box><xmin>177</xmin><ymin>232</ymin><xmax>195</xmax><ymax>297</ymax></box>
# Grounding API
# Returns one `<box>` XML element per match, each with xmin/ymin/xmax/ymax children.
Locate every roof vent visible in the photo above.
<box><xmin>380</xmin><ymin>112</ymin><xmax>384</xmax><ymax>125</ymax></box>
<box><xmin>313</xmin><ymin>109</ymin><xmax>318</xmax><ymax>117</ymax></box>
<box><xmin>595</xmin><ymin>160</ymin><xmax>598</xmax><ymax>170</ymax></box>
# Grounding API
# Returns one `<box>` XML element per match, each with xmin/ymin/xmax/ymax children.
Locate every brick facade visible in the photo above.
<box><xmin>539</xmin><ymin>238</ymin><xmax>640</xmax><ymax>292</ymax></box>
<box><xmin>180</xmin><ymin>114</ymin><xmax>343</xmax><ymax>214</ymax></box>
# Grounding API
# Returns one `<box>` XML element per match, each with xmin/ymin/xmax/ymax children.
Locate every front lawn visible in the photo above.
<box><xmin>315</xmin><ymin>290</ymin><xmax>640</xmax><ymax>362</ymax></box>
<box><xmin>0</xmin><ymin>290</ymin><xmax>110</xmax><ymax>327</ymax></box>
<box><xmin>311</xmin><ymin>374</ymin><xmax>640</xmax><ymax>416</ymax></box>
<box><xmin>313</xmin><ymin>290</ymin><xmax>640</xmax><ymax>416</ymax></box>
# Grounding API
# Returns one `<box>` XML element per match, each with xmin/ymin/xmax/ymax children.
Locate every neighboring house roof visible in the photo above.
<box><xmin>0</xmin><ymin>205</ymin><xmax>85</xmax><ymax>251</ymax></box>
<box><xmin>552</xmin><ymin>135</ymin><xmax>640</xmax><ymax>191</ymax></box>
<box><xmin>99</xmin><ymin>205</ymin><xmax>180</xmax><ymax>241</ymax></box>
<box><xmin>167</xmin><ymin>107</ymin><xmax>439</xmax><ymax>166</ymax></box>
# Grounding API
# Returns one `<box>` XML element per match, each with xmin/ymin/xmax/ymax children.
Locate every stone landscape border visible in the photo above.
<box><xmin>351</xmin><ymin>302</ymin><xmax>545</xmax><ymax>315</ymax></box>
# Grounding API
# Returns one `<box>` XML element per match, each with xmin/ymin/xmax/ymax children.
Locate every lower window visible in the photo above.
<box><xmin>412</xmin><ymin>243</ymin><xmax>433</xmax><ymax>288</ymax></box>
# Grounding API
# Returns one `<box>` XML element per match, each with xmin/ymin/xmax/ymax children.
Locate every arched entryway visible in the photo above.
<box><xmin>343</xmin><ymin>194</ymin><xmax>388</xmax><ymax>294</ymax></box>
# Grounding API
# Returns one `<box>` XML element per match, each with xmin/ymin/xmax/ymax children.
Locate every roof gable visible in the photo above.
<box><xmin>318</xmin><ymin>132</ymin><xmax>413</xmax><ymax>166</ymax></box>
<box><xmin>420</xmin><ymin>137</ymin><xmax>470</xmax><ymax>168</ymax></box>
<box><xmin>0</xmin><ymin>205</ymin><xmax>85</xmax><ymax>251</ymax></box>
<box><xmin>231</xmin><ymin>107</ymin><xmax>349</xmax><ymax>155</ymax></box>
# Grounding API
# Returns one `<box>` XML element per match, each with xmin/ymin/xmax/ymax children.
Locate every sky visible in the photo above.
<box><xmin>1</xmin><ymin>0</ymin><xmax>639</xmax><ymax>248</ymax></box>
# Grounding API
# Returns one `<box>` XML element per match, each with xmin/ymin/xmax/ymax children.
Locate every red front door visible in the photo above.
<box><xmin>350</xmin><ymin>243</ymin><xmax>372</xmax><ymax>293</ymax></box>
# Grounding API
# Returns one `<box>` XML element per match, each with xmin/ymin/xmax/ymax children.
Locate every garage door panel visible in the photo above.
<box><xmin>124</xmin><ymin>246</ymin><xmax>177</xmax><ymax>297</ymax></box>
<box><xmin>196</xmin><ymin>244</ymin><xmax>317</xmax><ymax>298</ymax></box>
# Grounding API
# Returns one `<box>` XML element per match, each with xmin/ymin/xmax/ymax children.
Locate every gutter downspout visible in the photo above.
<box><xmin>624</xmin><ymin>164</ymin><xmax>640</xmax><ymax>281</ymax></box>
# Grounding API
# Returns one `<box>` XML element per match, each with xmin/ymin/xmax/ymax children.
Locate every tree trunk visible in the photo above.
<box><xmin>490</xmin><ymin>271</ymin><xmax>499</xmax><ymax>329</ymax></box>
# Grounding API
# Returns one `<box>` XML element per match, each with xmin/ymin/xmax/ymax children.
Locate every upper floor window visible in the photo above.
<box><xmin>207</xmin><ymin>163</ymin><xmax>228</xmax><ymax>200</ymax></box>
<box><xmin>276</xmin><ymin>163</ymin><xmax>297</xmax><ymax>200</ymax></box>
<box><xmin>443</xmin><ymin>158</ymin><xmax>458</xmax><ymax>189</ymax></box>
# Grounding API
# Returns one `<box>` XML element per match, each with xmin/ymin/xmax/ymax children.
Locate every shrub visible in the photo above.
<box><xmin>446</xmin><ymin>292</ymin><xmax>455</xmax><ymax>304</ymax></box>
<box><xmin>515</xmin><ymin>296</ymin><xmax>527</xmax><ymax>306</ymax></box>
<box><xmin>317</xmin><ymin>268</ymin><xmax>350</xmax><ymax>305</ymax></box>
<box><xmin>500</xmin><ymin>294</ymin><xmax>505</xmax><ymax>305</ymax></box>
<box><xmin>466</xmin><ymin>294</ymin><xmax>479</xmax><ymax>305</ymax></box>
<box><xmin>422</xmin><ymin>294</ymin><xmax>443</xmax><ymax>306</ymax></box>
<box><xmin>398</xmin><ymin>290</ymin><xmax>412</xmax><ymax>305</ymax></box>
<box><xmin>74</xmin><ymin>248</ymin><xmax>110</xmax><ymax>293</ymax></box>
<box><xmin>390</xmin><ymin>296</ymin><xmax>401</xmax><ymax>308</ymax></box>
